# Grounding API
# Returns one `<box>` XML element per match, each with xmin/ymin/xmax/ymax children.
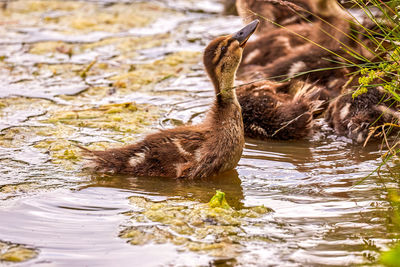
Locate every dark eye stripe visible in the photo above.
<box><xmin>215</xmin><ymin>39</ymin><xmax>235</xmax><ymax>66</ymax></box>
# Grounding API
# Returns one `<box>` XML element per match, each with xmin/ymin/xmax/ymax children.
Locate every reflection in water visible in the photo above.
<box><xmin>85</xmin><ymin>169</ymin><xmax>244</xmax><ymax>208</ymax></box>
<box><xmin>0</xmin><ymin>187</ymin><xmax>215</xmax><ymax>267</ymax></box>
<box><xmin>237</xmin><ymin>134</ymin><xmax>388</xmax><ymax>266</ymax></box>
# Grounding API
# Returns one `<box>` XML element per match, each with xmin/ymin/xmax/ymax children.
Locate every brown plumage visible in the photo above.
<box><xmin>236</xmin><ymin>0</ymin><xmax>376</xmax><ymax>115</ymax></box>
<box><xmin>236</xmin><ymin>0</ymin><xmax>316</xmax><ymax>33</ymax></box>
<box><xmin>240</xmin><ymin>22</ymin><xmax>312</xmax><ymax>67</ymax></box>
<box><xmin>326</xmin><ymin>86</ymin><xmax>399</xmax><ymax>143</ymax></box>
<box><xmin>79</xmin><ymin>20</ymin><xmax>260</xmax><ymax>179</ymax></box>
<box><xmin>240</xmin><ymin>48</ymin><xmax>356</xmax><ymax>106</ymax></box>
<box><xmin>232</xmin><ymin>0</ymin><xmax>353</xmax><ymax>140</ymax></box>
<box><xmin>237</xmin><ymin>80</ymin><xmax>323</xmax><ymax>140</ymax></box>
<box><xmin>239</xmin><ymin>0</ymin><xmax>368</xmax><ymax>69</ymax></box>
<box><xmin>238</xmin><ymin>0</ymin><xmax>371</xmax><ymax>95</ymax></box>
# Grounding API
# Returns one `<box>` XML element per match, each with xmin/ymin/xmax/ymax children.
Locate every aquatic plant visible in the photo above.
<box><xmin>120</xmin><ymin>191</ymin><xmax>272</xmax><ymax>258</ymax></box>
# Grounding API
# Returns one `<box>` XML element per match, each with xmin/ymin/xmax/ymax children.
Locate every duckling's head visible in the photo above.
<box><xmin>204</xmin><ymin>20</ymin><xmax>259</xmax><ymax>99</ymax></box>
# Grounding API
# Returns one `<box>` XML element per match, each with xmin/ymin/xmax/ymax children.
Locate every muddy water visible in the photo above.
<box><xmin>0</xmin><ymin>0</ymin><xmax>395</xmax><ymax>266</ymax></box>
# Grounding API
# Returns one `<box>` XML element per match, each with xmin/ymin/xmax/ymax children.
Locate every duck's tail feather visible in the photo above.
<box><xmin>292</xmin><ymin>81</ymin><xmax>325</xmax><ymax>116</ymax></box>
<box><xmin>74</xmin><ymin>144</ymin><xmax>117</xmax><ymax>173</ymax></box>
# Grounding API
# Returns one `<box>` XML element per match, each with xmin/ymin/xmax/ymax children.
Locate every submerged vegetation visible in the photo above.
<box><xmin>120</xmin><ymin>191</ymin><xmax>271</xmax><ymax>257</ymax></box>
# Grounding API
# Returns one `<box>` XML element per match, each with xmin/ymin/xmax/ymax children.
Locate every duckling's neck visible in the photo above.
<box><xmin>206</xmin><ymin>72</ymin><xmax>241</xmax><ymax>127</ymax></box>
<box><xmin>216</xmin><ymin>72</ymin><xmax>237</xmax><ymax>102</ymax></box>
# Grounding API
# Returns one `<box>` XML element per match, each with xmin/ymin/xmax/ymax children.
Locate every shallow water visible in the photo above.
<box><xmin>0</xmin><ymin>0</ymin><xmax>396</xmax><ymax>266</ymax></box>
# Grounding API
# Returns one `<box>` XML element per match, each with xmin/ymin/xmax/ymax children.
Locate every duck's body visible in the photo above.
<box><xmin>237</xmin><ymin>80</ymin><xmax>323</xmax><ymax>140</ymax></box>
<box><xmin>236</xmin><ymin>0</ymin><xmax>316</xmax><ymax>33</ymax></box>
<box><xmin>233</xmin><ymin>0</ymin><xmax>350</xmax><ymax>140</ymax></box>
<box><xmin>80</xmin><ymin>20</ymin><xmax>259</xmax><ymax>178</ymax></box>
<box><xmin>239</xmin><ymin>48</ymin><xmax>356</xmax><ymax>106</ymax></box>
<box><xmin>83</xmin><ymin>104</ymin><xmax>243</xmax><ymax>178</ymax></box>
<box><xmin>236</xmin><ymin>0</ymin><xmax>376</xmax><ymax>126</ymax></box>
<box><xmin>238</xmin><ymin>0</ymin><xmax>368</xmax><ymax>93</ymax></box>
<box><xmin>241</xmin><ymin>23</ymin><xmax>311</xmax><ymax>67</ymax></box>
<box><xmin>326</xmin><ymin>86</ymin><xmax>399</xmax><ymax>143</ymax></box>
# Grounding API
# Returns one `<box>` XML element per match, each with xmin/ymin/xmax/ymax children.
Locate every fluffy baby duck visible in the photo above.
<box><xmin>238</xmin><ymin>0</ymin><xmax>367</xmax><ymax>81</ymax></box>
<box><xmin>326</xmin><ymin>86</ymin><xmax>399</xmax><ymax>143</ymax></box>
<box><xmin>237</xmin><ymin>80</ymin><xmax>323</xmax><ymax>140</ymax></box>
<box><xmin>241</xmin><ymin>48</ymin><xmax>355</xmax><ymax>105</ymax></box>
<box><xmin>237</xmin><ymin>0</ymin><xmax>373</xmax><ymax>111</ymax></box>
<box><xmin>79</xmin><ymin>20</ymin><xmax>260</xmax><ymax>179</ymax></box>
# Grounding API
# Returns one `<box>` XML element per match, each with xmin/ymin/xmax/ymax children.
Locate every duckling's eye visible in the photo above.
<box><xmin>221</xmin><ymin>46</ymin><xmax>226</xmax><ymax>52</ymax></box>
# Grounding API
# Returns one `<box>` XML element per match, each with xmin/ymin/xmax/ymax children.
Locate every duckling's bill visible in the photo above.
<box><xmin>233</xmin><ymin>19</ymin><xmax>259</xmax><ymax>47</ymax></box>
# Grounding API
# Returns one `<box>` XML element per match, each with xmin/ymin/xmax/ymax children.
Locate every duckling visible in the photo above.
<box><xmin>237</xmin><ymin>79</ymin><xmax>324</xmax><ymax>139</ymax></box>
<box><xmin>78</xmin><ymin>20</ymin><xmax>260</xmax><ymax>179</ymax></box>
<box><xmin>239</xmin><ymin>0</ymin><xmax>368</xmax><ymax>79</ymax></box>
<box><xmin>240</xmin><ymin>48</ymin><xmax>355</xmax><ymax>102</ymax></box>
<box><xmin>240</xmin><ymin>22</ymin><xmax>312</xmax><ymax>67</ymax></box>
<box><xmin>236</xmin><ymin>0</ymin><xmax>316</xmax><ymax>33</ymax></box>
<box><xmin>238</xmin><ymin>0</ymin><xmax>375</xmax><ymax>111</ymax></box>
<box><xmin>325</xmin><ymin>86</ymin><xmax>399</xmax><ymax>143</ymax></box>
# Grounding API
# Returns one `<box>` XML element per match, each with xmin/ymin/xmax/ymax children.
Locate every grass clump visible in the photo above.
<box><xmin>350</xmin><ymin>1</ymin><xmax>400</xmax><ymax>264</ymax></box>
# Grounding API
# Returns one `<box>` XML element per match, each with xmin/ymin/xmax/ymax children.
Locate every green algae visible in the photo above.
<box><xmin>44</xmin><ymin>102</ymin><xmax>158</xmax><ymax>133</ymax></box>
<box><xmin>0</xmin><ymin>104</ymin><xmax>157</xmax><ymax>170</ymax></box>
<box><xmin>6</xmin><ymin>1</ymin><xmax>83</xmax><ymax>13</ymax></box>
<box><xmin>110</xmin><ymin>51</ymin><xmax>201</xmax><ymax>92</ymax></box>
<box><xmin>3</xmin><ymin>1</ymin><xmax>172</xmax><ymax>34</ymax></box>
<box><xmin>0</xmin><ymin>182</ymin><xmax>40</xmax><ymax>194</ymax></box>
<box><xmin>0</xmin><ymin>241</ymin><xmax>38</xmax><ymax>262</ymax></box>
<box><xmin>0</xmin><ymin>96</ymin><xmax>158</xmax><ymax>169</ymax></box>
<box><xmin>0</xmin><ymin>97</ymin><xmax>55</xmax><ymax>115</ymax></box>
<box><xmin>208</xmin><ymin>190</ymin><xmax>231</xmax><ymax>209</ymax></box>
<box><xmin>29</xmin><ymin>41</ymin><xmax>74</xmax><ymax>56</ymax></box>
<box><xmin>120</xmin><ymin>193</ymin><xmax>272</xmax><ymax>258</ymax></box>
<box><xmin>83</xmin><ymin>34</ymin><xmax>171</xmax><ymax>54</ymax></box>
<box><xmin>65</xmin><ymin>2</ymin><xmax>168</xmax><ymax>33</ymax></box>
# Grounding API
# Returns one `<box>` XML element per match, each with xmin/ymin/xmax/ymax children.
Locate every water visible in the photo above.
<box><xmin>0</xmin><ymin>0</ymin><xmax>395</xmax><ymax>266</ymax></box>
